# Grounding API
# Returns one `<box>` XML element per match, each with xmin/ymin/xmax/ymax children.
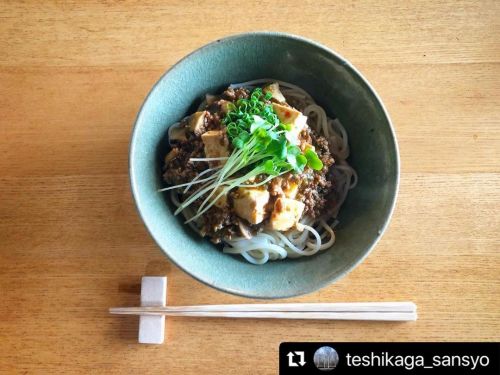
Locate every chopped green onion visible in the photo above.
<box><xmin>304</xmin><ymin>149</ymin><xmax>324</xmax><ymax>170</ymax></box>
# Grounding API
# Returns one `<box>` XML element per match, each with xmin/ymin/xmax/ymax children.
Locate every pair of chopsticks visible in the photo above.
<box><xmin>109</xmin><ymin>302</ymin><xmax>417</xmax><ymax>321</ymax></box>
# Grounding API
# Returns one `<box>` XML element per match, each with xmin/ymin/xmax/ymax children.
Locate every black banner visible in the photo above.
<box><xmin>279</xmin><ymin>342</ymin><xmax>499</xmax><ymax>374</ymax></box>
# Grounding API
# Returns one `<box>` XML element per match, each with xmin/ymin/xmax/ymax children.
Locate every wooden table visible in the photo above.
<box><xmin>1</xmin><ymin>1</ymin><xmax>498</xmax><ymax>373</ymax></box>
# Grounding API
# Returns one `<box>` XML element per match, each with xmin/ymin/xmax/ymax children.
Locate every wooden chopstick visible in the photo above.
<box><xmin>109</xmin><ymin>310</ymin><xmax>416</xmax><ymax>321</ymax></box>
<box><xmin>111</xmin><ymin>302</ymin><xmax>416</xmax><ymax>313</ymax></box>
<box><xmin>109</xmin><ymin>302</ymin><xmax>417</xmax><ymax>321</ymax></box>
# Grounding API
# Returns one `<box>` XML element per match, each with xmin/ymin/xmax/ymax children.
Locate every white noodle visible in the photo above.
<box><xmin>169</xmin><ymin>79</ymin><xmax>357</xmax><ymax>264</ymax></box>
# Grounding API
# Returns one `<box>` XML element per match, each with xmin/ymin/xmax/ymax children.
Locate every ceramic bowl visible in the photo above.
<box><xmin>129</xmin><ymin>32</ymin><xmax>399</xmax><ymax>299</ymax></box>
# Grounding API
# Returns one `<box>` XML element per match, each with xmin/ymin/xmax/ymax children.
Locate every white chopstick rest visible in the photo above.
<box><xmin>138</xmin><ymin>276</ymin><xmax>167</xmax><ymax>344</ymax></box>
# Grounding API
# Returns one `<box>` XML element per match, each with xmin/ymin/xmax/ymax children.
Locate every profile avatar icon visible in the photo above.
<box><xmin>313</xmin><ymin>346</ymin><xmax>339</xmax><ymax>371</ymax></box>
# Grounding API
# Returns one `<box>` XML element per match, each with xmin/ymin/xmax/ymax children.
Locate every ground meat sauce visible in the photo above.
<box><xmin>163</xmin><ymin>86</ymin><xmax>336</xmax><ymax>242</ymax></box>
<box><xmin>297</xmin><ymin>130</ymin><xmax>335</xmax><ymax>218</ymax></box>
<box><xmin>204</xmin><ymin>111</ymin><xmax>222</xmax><ymax>131</ymax></box>
<box><xmin>200</xmin><ymin>205</ymin><xmax>238</xmax><ymax>243</ymax></box>
<box><xmin>163</xmin><ymin>138</ymin><xmax>206</xmax><ymax>186</ymax></box>
<box><xmin>221</xmin><ymin>87</ymin><xmax>249</xmax><ymax>101</ymax></box>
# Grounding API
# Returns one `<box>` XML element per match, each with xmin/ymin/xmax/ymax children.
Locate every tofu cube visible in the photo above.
<box><xmin>201</xmin><ymin>130</ymin><xmax>229</xmax><ymax>166</ymax></box>
<box><xmin>269</xmin><ymin>197</ymin><xmax>305</xmax><ymax>231</ymax></box>
<box><xmin>168</xmin><ymin>126</ymin><xmax>187</xmax><ymax>142</ymax></box>
<box><xmin>272</xmin><ymin>103</ymin><xmax>307</xmax><ymax>130</ymax></box>
<box><xmin>283</xmin><ymin>181</ymin><xmax>299</xmax><ymax>199</ymax></box>
<box><xmin>263</xmin><ymin>83</ymin><xmax>286</xmax><ymax>103</ymax></box>
<box><xmin>233</xmin><ymin>188</ymin><xmax>270</xmax><ymax>224</ymax></box>
<box><xmin>164</xmin><ymin>148</ymin><xmax>179</xmax><ymax>164</ymax></box>
<box><xmin>189</xmin><ymin>111</ymin><xmax>207</xmax><ymax>134</ymax></box>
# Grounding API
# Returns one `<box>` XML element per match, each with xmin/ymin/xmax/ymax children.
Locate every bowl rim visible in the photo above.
<box><xmin>129</xmin><ymin>31</ymin><xmax>400</xmax><ymax>299</ymax></box>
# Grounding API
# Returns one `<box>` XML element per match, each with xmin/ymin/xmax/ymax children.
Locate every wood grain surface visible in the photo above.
<box><xmin>1</xmin><ymin>1</ymin><xmax>499</xmax><ymax>373</ymax></box>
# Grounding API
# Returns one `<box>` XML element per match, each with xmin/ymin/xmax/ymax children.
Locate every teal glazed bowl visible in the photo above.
<box><xmin>130</xmin><ymin>32</ymin><xmax>399</xmax><ymax>299</ymax></box>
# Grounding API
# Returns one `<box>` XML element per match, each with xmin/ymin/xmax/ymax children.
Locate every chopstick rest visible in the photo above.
<box><xmin>138</xmin><ymin>276</ymin><xmax>167</xmax><ymax>344</ymax></box>
<box><xmin>111</xmin><ymin>276</ymin><xmax>417</xmax><ymax>345</ymax></box>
